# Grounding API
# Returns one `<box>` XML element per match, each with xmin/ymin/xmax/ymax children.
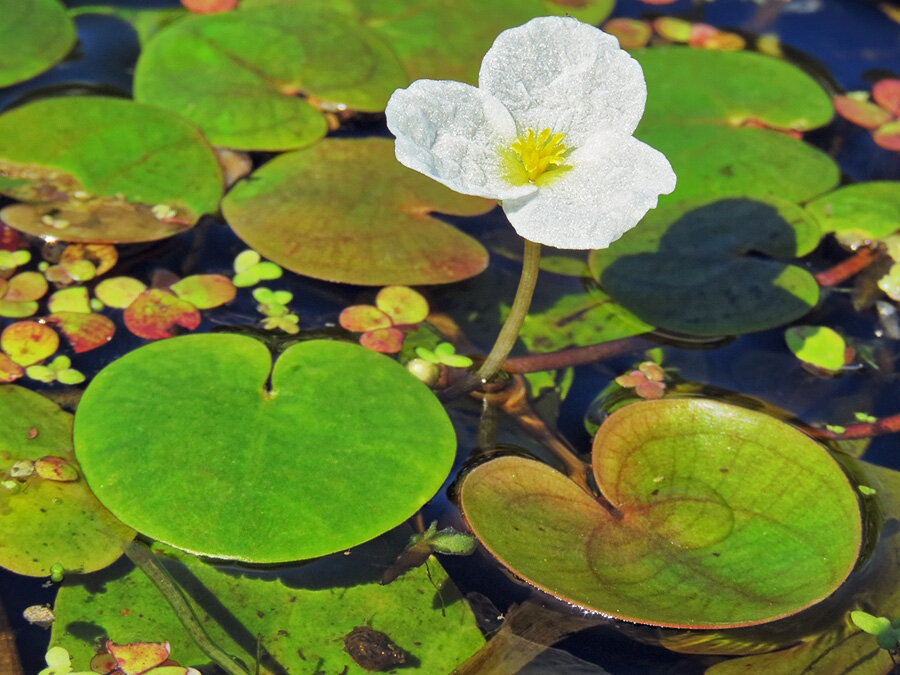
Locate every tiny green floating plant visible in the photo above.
<box><xmin>385</xmin><ymin>15</ymin><xmax>675</xmax><ymax>386</ymax></box>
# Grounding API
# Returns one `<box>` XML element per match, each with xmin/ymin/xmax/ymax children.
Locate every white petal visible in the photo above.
<box><xmin>479</xmin><ymin>16</ymin><xmax>647</xmax><ymax>147</ymax></box>
<box><xmin>501</xmin><ymin>132</ymin><xmax>676</xmax><ymax>250</ymax></box>
<box><xmin>385</xmin><ymin>80</ymin><xmax>536</xmax><ymax>200</ymax></box>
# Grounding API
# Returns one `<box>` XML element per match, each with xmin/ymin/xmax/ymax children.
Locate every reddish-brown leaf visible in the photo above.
<box><xmin>180</xmin><ymin>0</ymin><xmax>239</xmax><ymax>13</ymax></box>
<box><xmin>46</xmin><ymin>312</ymin><xmax>115</xmax><ymax>353</ymax></box>
<box><xmin>359</xmin><ymin>327</ymin><xmax>405</xmax><ymax>354</ymax></box>
<box><xmin>339</xmin><ymin>305</ymin><xmax>392</xmax><ymax>333</ymax></box>
<box><xmin>873</xmin><ymin>78</ymin><xmax>900</xmax><ymax>116</ymax></box>
<box><xmin>124</xmin><ymin>289</ymin><xmax>200</xmax><ymax>340</ymax></box>
<box><xmin>0</xmin><ymin>352</ymin><xmax>23</xmax><ymax>382</ymax></box>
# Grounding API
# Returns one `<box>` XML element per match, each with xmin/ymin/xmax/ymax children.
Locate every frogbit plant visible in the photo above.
<box><xmin>385</xmin><ymin>16</ymin><xmax>675</xmax><ymax>384</ymax></box>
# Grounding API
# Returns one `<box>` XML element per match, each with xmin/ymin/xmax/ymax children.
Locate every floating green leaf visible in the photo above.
<box><xmin>806</xmin><ymin>182</ymin><xmax>900</xmax><ymax>241</ymax></box>
<box><xmin>590</xmin><ymin>198</ymin><xmax>821</xmax><ymax>336</ymax></box>
<box><xmin>74</xmin><ymin>334</ymin><xmax>457</xmax><ymax>562</ymax></box>
<box><xmin>635</xmin><ymin>48</ymin><xmax>838</xmax><ymax>204</ymax></box>
<box><xmin>785</xmin><ymin>325</ymin><xmax>846</xmax><ymax>373</ymax></box>
<box><xmin>0</xmin><ymin>386</ymin><xmax>134</xmax><ymax>576</ymax></box>
<box><xmin>222</xmin><ymin>138</ymin><xmax>492</xmax><ymax>285</ymax></box>
<box><xmin>0</xmin><ymin>97</ymin><xmax>222</xmax><ymax>244</ymax></box>
<box><xmin>0</xmin><ymin>0</ymin><xmax>76</xmax><ymax>87</ymax></box>
<box><xmin>460</xmin><ymin>398</ymin><xmax>861</xmax><ymax>628</ymax></box>
<box><xmin>133</xmin><ymin>6</ymin><xmax>406</xmax><ymax>150</ymax></box>
<box><xmin>51</xmin><ymin>535</ymin><xmax>483</xmax><ymax>674</ymax></box>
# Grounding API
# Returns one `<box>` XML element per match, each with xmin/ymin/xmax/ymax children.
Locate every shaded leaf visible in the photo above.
<box><xmin>0</xmin><ymin>0</ymin><xmax>76</xmax><ymax>87</ymax></box>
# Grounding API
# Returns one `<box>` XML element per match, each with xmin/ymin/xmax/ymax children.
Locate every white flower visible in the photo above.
<box><xmin>385</xmin><ymin>16</ymin><xmax>676</xmax><ymax>250</ymax></box>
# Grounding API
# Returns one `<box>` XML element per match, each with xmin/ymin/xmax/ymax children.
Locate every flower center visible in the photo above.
<box><xmin>510</xmin><ymin>128</ymin><xmax>568</xmax><ymax>182</ymax></box>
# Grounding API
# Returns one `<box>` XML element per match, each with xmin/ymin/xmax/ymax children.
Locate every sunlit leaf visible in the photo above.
<box><xmin>1</xmin><ymin>321</ymin><xmax>59</xmax><ymax>366</ymax></box>
<box><xmin>339</xmin><ymin>305</ymin><xmax>392</xmax><ymax>332</ymax></box>
<box><xmin>47</xmin><ymin>288</ymin><xmax>91</xmax><ymax>314</ymax></box>
<box><xmin>94</xmin><ymin>277</ymin><xmax>148</xmax><ymax>309</ymax></box>
<box><xmin>169</xmin><ymin>275</ymin><xmax>235</xmax><ymax>309</ymax></box>
<box><xmin>375</xmin><ymin>286</ymin><xmax>429</xmax><ymax>326</ymax></box>
<box><xmin>806</xmin><ymin>181</ymin><xmax>900</xmax><ymax>241</ymax></box>
<box><xmin>222</xmin><ymin>138</ymin><xmax>492</xmax><ymax>285</ymax></box>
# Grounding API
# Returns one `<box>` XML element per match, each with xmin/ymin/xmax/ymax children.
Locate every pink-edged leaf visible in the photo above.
<box><xmin>180</xmin><ymin>0</ymin><xmax>239</xmax><ymax>12</ymax></box>
<box><xmin>602</xmin><ymin>19</ymin><xmax>652</xmax><ymax>49</ymax></box>
<box><xmin>34</xmin><ymin>456</ymin><xmax>79</xmax><ymax>482</ymax></box>
<box><xmin>46</xmin><ymin>312</ymin><xmax>115</xmax><ymax>353</ymax></box>
<box><xmin>124</xmin><ymin>289</ymin><xmax>200</xmax><ymax>340</ymax></box>
<box><xmin>1</xmin><ymin>321</ymin><xmax>59</xmax><ymax>366</ymax></box>
<box><xmin>834</xmin><ymin>96</ymin><xmax>893</xmax><ymax>129</ymax></box>
<box><xmin>375</xmin><ymin>286</ymin><xmax>429</xmax><ymax>326</ymax></box>
<box><xmin>107</xmin><ymin>640</ymin><xmax>171</xmax><ymax>674</ymax></box>
<box><xmin>95</xmin><ymin>277</ymin><xmax>148</xmax><ymax>309</ymax></box>
<box><xmin>687</xmin><ymin>23</ymin><xmax>719</xmax><ymax>47</ymax></box>
<box><xmin>873</xmin><ymin>79</ymin><xmax>900</xmax><ymax>116</ymax></box>
<box><xmin>359</xmin><ymin>327</ymin><xmax>405</xmax><ymax>354</ymax></box>
<box><xmin>874</xmin><ymin>121</ymin><xmax>900</xmax><ymax>151</ymax></box>
<box><xmin>170</xmin><ymin>274</ymin><xmax>236</xmax><ymax>309</ymax></box>
<box><xmin>0</xmin><ymin>352</ymin><xmax>24</xmax><ymax>382</ymax></box>
<box><xmin>3</xmin><ymin>271</ymin><xmax>48</xmax><ymax>302</ymax></box>
<box><xmin>339</xmin><ymin>305</ymin><xmax>392</xmax><ymax>333</ymax></box>
<box><xmin>47</xmin><ymin>287</ymin><xmax>91</xmax><ymax>314</ymax></box>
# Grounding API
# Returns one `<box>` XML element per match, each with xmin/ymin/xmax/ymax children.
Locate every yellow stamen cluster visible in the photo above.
<box><xmin>510</xmin><ymin>128</ymin><xmax>567</xmax><ymax>182</ymax></box>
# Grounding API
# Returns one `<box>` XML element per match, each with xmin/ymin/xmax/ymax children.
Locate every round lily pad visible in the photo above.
<box><xmin>0</xmin><ymin>386</ymin><xmax>134</xmax><ymax>576</ymax></box>
<box><xmin>0</xmin><ymin>97</ymin><xmax>223</xmax><ymax>243</ymax></box>
<box><xmin>0</xmin><ymin>0</ymin><xmax>76</xmax><ymax>87</ymax></box>
<box><xmin>785</xmin><ymin>325</ymin><xmax>846</xmax><ymax>373</ymax></box>
<box><xmin>133</xmin><ymin>6</ymin><xmax>406</xmax><ymax>150</ymax></box>
<box><xmin>806</xmin><ymin>182</ymin><xmax>900</xmax><ymax>241</ymax></box>
<box><xmin>460</xmin><ymin>398</ymin><xmax>862</xmax><ymax>628</ymax></box>
<box><xmin>222</xmin><ymin>138</ymin><xmax>492</xmax><ymax>285</ymax></box>
<box><xmin>634</xmin><ymin>47</ymin><xmax>838</xmax><ymax>204</ymax></box>
<box><xmin>73</xmin><ymin>334</ymin><xmax>457</xmax><ymax>562</ymax></box>
<box><xmin>589</xmin><ymin>197</ymin><xmax>821</xmax><ymax>336</ymax></box>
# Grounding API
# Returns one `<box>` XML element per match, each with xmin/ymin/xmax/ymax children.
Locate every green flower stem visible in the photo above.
<box><xmin>124</xmin><ymin>540</ymin><xmax>251</xmax><ymax>675</ymax></box>
<box><xmin>477</xmin><ymin>238</ymin><xmax>541</xmax><ymax>383</ymax></box>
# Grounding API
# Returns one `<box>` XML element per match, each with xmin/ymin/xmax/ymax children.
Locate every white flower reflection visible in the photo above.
<box><xmin>385</xmin><ymin>16</ymin><xmax>676</xmax><ymax>250</ymax></box>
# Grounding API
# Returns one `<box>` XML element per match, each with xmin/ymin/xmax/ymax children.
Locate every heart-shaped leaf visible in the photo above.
<box><xmin>0</xmin><ymin>97</ymin><xmax>223</xmax><ymax>244</ymax></box>
<box><xmin>635</xmin><ymin>47</ymin><xmax>838</xmax><ymax>204</ymax></box>
<box><xmin>51</xmin><ymin>535</ymin><xmax>483</xmax><ymax>674</ymax></box>
<box><xmin>0</xmin><ymin>0</ymin><xmax>75</xmax><ymax>87</ymax></box>
<box><xmin>460</xmin><ymin>398</ymin><xmax>862</xmax><ymax>628</ymax></box>
<box><xmin>73</xmin><ymin>334</ymin><xmax>457</xmax><ymax>561</ymax></box>
<box><xmin>133</xmin><ymin>6</ymin><xmax>406</xmax><ymax>150</ymax></box>
<box><xmin>589</xmin><ymin>197</ymin><xmax>821</xmax><ymax>336</ymax></box>
<box><xmin>222</xmin><ymin>138</ymin><xmax>492</xmax><ymax>285</ymax></box>
<box><xmin>806</xmin><ymin>181</ymin><xmax>900</xmax><ymax>241</ymax></box>
<box><xmin>0</xmin><ymin>386</ymin><xmax>134</xmax><ymax>576</ymax></box>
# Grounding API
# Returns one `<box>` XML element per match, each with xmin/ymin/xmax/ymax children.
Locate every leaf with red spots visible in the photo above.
<box><xmin>106</xmin><ymin>640</ymin><xmax>170</xmax><ymax>674</ymax></box>
<box><xmin>170</xmin><ymin>274</ymin><xmax>236</xmax><ymax>309</ymax></box>
<box><xmin>873</xmin><ymin>79</ymin><xmax>900</xmax><ymax>116</ymax></box>
<box><xmin>874</xmin><ymin>121</ymin><xmax>900</xmax><ymax>151</ymax></box>
<box><xmin>1</xmin><ymin>321</ymin><xmax>59</xmax><ymax>366</ymax></box>
<box><xmin>339</xmin><ymin>305</ymin><xmax>392</xmax><ymax>333</ymax></box>
<box><xmin>124</xmin><ymin>289</ymin><xmax>200</xmax><ymax>340</ymax></box>
<box><xmin>359</xmin><ymin>327</ymin><xmax>405</xmax><ymax>354</ymax></box>
<box><xmin>46</xmin><ymin>312</ymin><xmax>115</xmax><ymax>353</ymax></box>
<box><xmin>375</xmin><ymin>286</ymin><xmax>429</xmax><ymax>326</ymax></box>
<box><xmin>34</xmin><ymin>456</ymin><xmax>79</xmax><ymax>482</ymax></box>
<box><xmin>834</xmin><ymin>96</ymin><xmax>893</xmax><ymax>129</ymax></box>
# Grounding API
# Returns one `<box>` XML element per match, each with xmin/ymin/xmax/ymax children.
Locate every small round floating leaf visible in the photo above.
<box><xmin>873</xmin><ymin>79</ymin><xmax>900</xmax><ymax>116</ymax></box>
<box><xmin>460</xmin><ymin>399</ymin><xmax>862</xmax><ymax>628</ymax></box>
<box><xmin>375</xmin><ymin>286</ymin><xmax>429</xmax><ymax>325</ymax></box>
<box><xmin>169</xmin><ymin>274</ymin><xmax>236</xmax><ymax>309</ymax></box>
<box><xmin>590</xmin><ymin>197</ymin><xmax>820</xmax><ymax>336</ymax></box>
<box><xmin>339</xmin><ymin>305</ymin><xmax>392</xmax><ymax>333</ymax></box>
<box><xmin>4</xmin><ymin>271</ymin><xmax>48</xmax><ymax>303</ymax></box>
<box><xmin>73</xmin><ymin>335</ymin><xmax>457</xmax><ymax>561</ymax></box>
<box><xmin>46</xmin><ymin>313</ymin><xmax>115</xmax><ymax>354</ymax></box>
<box><xmin>222</xmin><ymin>138</ymin><xmax>492</xmax><ymax>285</ymax></box>
<box><xmin>48</xmin><ymin>288</ymin><xmax>91</xmax><ymax>314</ymax></box>
<box><xmin>785</xmin><ymin>326</ymin><xmax>846</xmax><ymax>373</ymax></box>
<box><xmin>0</xmin><ymin>353</ymin><xmax>24</xmax><ymax>382</ymax></box>
<box><xmin>834</xmin><ymin>96</ymin><xmax>893</xmax><ymax>129</ymax></box>
<box><xmin>602</xmin><ymin>18</ymin><xmax>652</xmax><ymax>49</ymax></box>
<box><xmin>806</xmin><ymin>182</ymin><xmax>900</xmax><ymax>240</ymax></box>
<box><xmin>654</xmin><ymin>17</ymin><xmax>691</xmax><ymax>42</ymax></box>
<box><xmin>123</xmin><ymin>290</ymin><xmax>200</xmax><ymax>340</ymax></box>
<box><xmin>874</xmin><ymin>121</ymin><xmax>900</xmax><ymax>152</ymax></box>
<box><xmin>2</xmin><ymin>321</ymin><xmax>59</xmax><ymax>366</ymax></box>
<box><xmin>133</xmin><ymin>7</ymin><xmax>406</xmax><ymax>150</ymax></box>
<box><xmin>60</xmin><ymin>244</ymin><xmax>117</xmax><ymax>277</ymax></box>
<box><xmin>0</xmin><ymin>0</ymin><xmax>76</xmax><ymax>87</ymax></box>
<box><xmin>359</xmin><ymin>327</ymin><xmax>405</xmax><ymax>354</ymax></box>
<box><xmin>94</xmin><ymin>277</ymin><xmax>148</xmax><ymax>309</ymax></box>
<box><xmin>0</xmin><ymin>386</ymin><xmax>134</xmax><ymax>576</ymax></box>
<box><xmin>0</xmin><ymin>97</ymin><xmax>223</xmax><ymax>243</ymax></box>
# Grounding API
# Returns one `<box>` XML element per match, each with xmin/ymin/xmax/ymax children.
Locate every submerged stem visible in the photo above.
<box><xmin>477</xmin><ymin>238</ymin><xmax>542</xmax><ymax>383</ymax></box>
<box><xmin>124</xmin><ymin>540</ymin><xmax>251</xmax><ymax>675</ymax></box>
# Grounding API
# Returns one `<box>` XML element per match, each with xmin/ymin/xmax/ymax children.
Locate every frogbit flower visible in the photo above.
<box><xmin>385</xmin><ymin>16</ymin><xmax>676</xmax><ymax>250</ymax></box>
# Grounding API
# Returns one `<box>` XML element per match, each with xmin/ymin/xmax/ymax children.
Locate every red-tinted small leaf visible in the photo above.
<box><xmin>602</xmin><ymin>18</ymin><xmax>652</xmax><ymax>49</ymax></box>
<box><xmin>700</xmin><ymin>30</ymin><xmax>745</xmax><ymax>51</ymax></box>
<box><xmin>60</xmin><ymin>243</ymin><xmax>118</xmax><ymax>277</ymax></box>
<box><xmin>34</xmin><ymin>456</ymin><xmax>79</xmax><ymax>482</ymax></box>
<box><xmin>170</xmin><ymin>274</ymin><xmax>236</xmax><ymax>309</ymax></box>
<box><xmin>3</xmin><ymin>271</ymin><xmax>48</xmax><ymax>302</ymax></box>
<box><xmin>339</xmin><ymin>305</ymin><xmax>392</xmax><ymax>332</ymax></box>
<box><xmin>46</xmin><ymin>312</ymin><xmax>115</xmax><ymax>353</ymax></box>
<box><xmin>375</xmin><ymin>286</ymin><xmax>429</xmax><ymax>326</ymax></box>
<box><xmin>834</xmin><ymin>96</ymin><xmax>893</xmax><ymax>129</ymax></box>
<box><xmin>359</xmin><ymin>327</ymin><xmax>405</xmax><ymax>354</ymax></box>
<box><xmin>688</xmin><ymin>23</ymin><xmax>719</xmax><ymax>47</ymax></box>
<box><xmin>1</xmin><ymin>321</ymin><xmax>59</xmax><ymax>366</ymax></box>
<box><xmin>180</xmin><ymin>0</ymin><xmax>238</xmax><ymax>13</ymax></box>
<box><xmin>0</xmin><ymin>223</ymin><xmax>19</xmax><ymax>253</ymax></box>
<box><xmin>0</xmin><ymin>352</ymin><xmax>24</xmax><ymax>382</ymax></box>
<box><xmin>873</xmin><ymin>79</ymin><xmax>900</xmax><ymax>116</ymax></box>
<box><xmin>124</xmin><ymin>290</ymin><xmax>201</xmax><ymax>340</ymax></box>
<box><xmin>107</xmin><ymin>640</ymin><xmax>171</xmax><ymax>674</ymax></box>
<box><xmin>874</xmin><ymin>121</ymin><xmax>900</xmax><ymax>151</ymax></box>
